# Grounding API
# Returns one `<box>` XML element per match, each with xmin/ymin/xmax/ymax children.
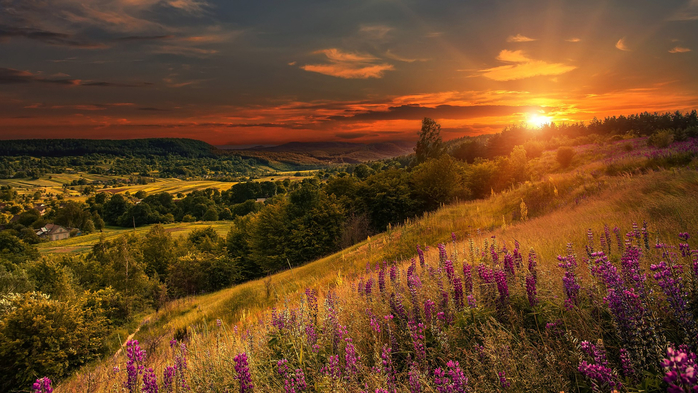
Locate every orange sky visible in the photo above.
<box><xmin>1</xmin><ymin>0</ymin><xmax>697</xmax><ymax>145</ymax></box>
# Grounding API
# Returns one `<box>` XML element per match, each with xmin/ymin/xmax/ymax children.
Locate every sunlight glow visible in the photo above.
<box><xmin>527</xmin><ymin>114</ymin><xmax>552</xmax><ymax>128</ymax></box>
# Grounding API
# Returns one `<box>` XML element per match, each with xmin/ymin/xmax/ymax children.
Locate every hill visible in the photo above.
<box><xmin>0</xmin><ymin>138</ymin><xmax>216</xmax><ymax>158</ymax></box>
<box><xmin>53</xmin><ymin>139</ymin><xmax>698</xmax><ymax>392</ymax></box>
<box><xmin>219</xmin><ymin>141</ymin><xmax>415</xmax><ymax>168</ymax></box>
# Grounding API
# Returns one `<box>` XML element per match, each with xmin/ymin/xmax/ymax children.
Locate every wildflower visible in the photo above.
<box><xmin>143</xmin><ymin>368</ymin><xmax>158</xmax><ymax>393</ymax></box>
<box><xmin>619</xmin><ymin>348</ymin><xmax>635</xmax><ymax>378</ymax></box>
<box><xmin>528</xmin><ymin>248</ymin><xmax>538</xmax><ymax>282</ymax></box>
<box><xmin>390</xmin><ymin>265</ymin><xmax>398</xmax><ymax>284</ymax></box>
<box><xmin>381</xmin><ymin>345</ymin><xmax>396</xmax><ymax>391</ymax></box>
<box><xmin>525</xmin><ymin>274</ymin><xmax>537</xmax><ymax>307</ymax></box>
<box><xmin>503</xmin><ymin>253</ymin><xmax>514</xmax><ymax>276</ymax></box>
<box><xmin>125</xmin><ymin>340</ymin><xmax>146</xmax><ymax>393</ymax></box>
<box><xmin>557</xmin><ymin>250</ymin><xmax>580</xmax><ymax>309</ymax></box>
<box><xmin>650</xmin><ymin>260</ymin><xmax>696</xmax><ymax>339</ymax></box>
<box><xmin>662</xmin><ymin>345</ymin><xmax>698</xmax><ymax>392</ymax></box>
<box><xmin>163</xmin><ymin>366</ymin><xmax>176</xmax><ymax>393</ymax></box>
<box><xmin>499</xmin><ymin>371</ymin><xmax>510</xmax><ymax>389</ymax></box>
<box><xmin>467</xmin><ymin>294</ymin><xmax>476</xmax><ymax>308</ymax></box>
<box><xmin>378</xmin><ymin>268</ymin><xmax>386</xmax><ymax>293</ymax></box>
<box><xmin>31</xmin><ymin>377</ymin><xmax>53</xmax><ymax>393</ymax></box>
<box><xmin>438</xmin><ymin>243</ymin><xmax>448</xmax><ymax>268</ymax></box>
<box><xmin>344</xmin><ymin>337</ymin><xmax>360</xmax><ymax>379</ymax></box>
<box><xmin>409</xmin><ymin>321</ymin><xmax>426</xmax><ymax>366</ymax></box>
<box><xmin>408</xmin><ymin>362</ymin><xmax>422</xmax><ymax>393</ymax></box>
<box><xmin>365</xmin><ymin>277</ymin><xmax>374</xmax><ymax>300</ymax></box>
<box><xmin>234</xmin><ymin>352</ymin><xmax>254</xmax><ymax>393</ymax></box>
<box><xmin>322</xmin><ymin>355</ymin><xmax>341</xmax><ymax>380</ymax></box>
<box><xmin>424</xmin><ymin>299</ymin><xmax>436</xmax><ymax>323</ymax></box>
<box><xmin>463</xmin><ymin>264</ymin><xmax>473</xmax><ymax>293</ymax></box>
<box><xmin>305</xmin><ymin>288</ymin><xmax>318</xmax><ymax>323</ymax></box>
<box><xmin>417</xmin><ymin>245</ymin><xmax>426</xmax><ymax>268</ymax></box>
<box><xmin>494</xmin><ymin>269</ymin><xmax>509</xmax><ymax>303</ymax></box>
<box><xmin>577</xmin><ymin>341</ymin><xmax>622</xmax><ymax>392</ymax></box>
<box><xmin>278</xmin><ymin>359</ymin><xmax>307</xmax><ymax>393</ymax></box>
<box><xmin>433</xmin><ymin>361</ymin><xmax>468</xmax><ymax>393</ymax></box>
<box><xmin>452</xmin><ymin>276</ymin><xmax>464</xmax><ymax>310</ymax></box>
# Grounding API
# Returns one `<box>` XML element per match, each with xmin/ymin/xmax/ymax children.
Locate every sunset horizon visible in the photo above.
<box><xmin>2</xmin><ymin>0</ymin><xmax>698</xmax><ymax>145</ymax></box>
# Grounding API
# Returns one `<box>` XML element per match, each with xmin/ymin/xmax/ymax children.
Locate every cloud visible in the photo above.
<box><xmin>0</xmin><ymin>26</ymin><xmax>107</xmax><ymax>48</ymax></box>
<box><xmin>301</xmin><ymin>48</ymin><xmax>395</xmax><ymax>79</ymax></box>
<box><xmin>566</xmin><ymin>38</ymin><xmax>581</xmax><ymax>43</ymax></box>
<box><xmin>327</xmin><ymin>104</ymin><xmax>542</xmax><ymax>121</ymax></box>
<box><xmin>385</xmin><ymin>50</ymin><xmax>429</xmax><ymax>63</ymax></box>
<box><xmin>616</xmin><ymin>38</ymin><xmax>631</xmax><ymax>51</ymax></box>
<box><xmin>668</xmin><ymin>0</ymin><xmax>698</xmax><ymax>21</ymax></box>
<box><xmin>359</xmin><ymin>25</ymin><xmax>393</xmax><ymax>42</ymax></box>
<box><xmin>669</xmin><ymin>46</ymin><xmax>691</xmax><ymax>53</ymax></box>
<box><xmin>479</xmin><ymin>50</ymin><xmax>576</xmax><ymax>81</ymax></box>
<box><xmin>0</xmin><ymin>67</ymin><xmax>151</xmax><ymax>87</ymax></box>
<box><xmin>507</xmin><ymin>34</ymin><xmax>536</xmax><ymax>43</ymax></box>
<box><xmin>167</xmin><ymin>0</ymin><xmax>209</xmax><ymax>14</ymax></box>
<box><xmin>496</xmin><ymin>49</ymin><xmax>530</xmax><ymax>63</ymax></box>
<box><xmin>116</xmin><ymin>34</ymin><xmax>174</xmax><ymax>41</ymax></box>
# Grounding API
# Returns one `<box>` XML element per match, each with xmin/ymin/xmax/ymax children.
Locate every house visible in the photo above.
<box><xmin>34</xmin><ymin>204</ymin><xmax>47</xmax><ymax>216</ymax></box>
<box><xmin>36</xmin><ymin>224</ymin><xmax>71</xmax><ymax>241</ymax></box>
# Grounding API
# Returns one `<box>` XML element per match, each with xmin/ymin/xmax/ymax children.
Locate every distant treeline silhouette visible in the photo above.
<box><xmin>450</xmin><ymin>110</ymin><xmax>698</xmax><ymax>162</ymax></box>
<box><xmin>0</xmin><ymin>138</ymin><xmax>215</xmax><ymax>158</ymax></box>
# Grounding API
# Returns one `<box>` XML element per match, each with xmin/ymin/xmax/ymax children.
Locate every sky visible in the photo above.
<box><xmin>1</xmin><ymin>0</ymin><xmax>698</xmax><ymax>146</ymax></box>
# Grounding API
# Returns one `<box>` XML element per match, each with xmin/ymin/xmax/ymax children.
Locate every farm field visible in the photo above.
<box><xmin>37</xmin><ymin>221</ymin><xmax>233</xmax><ymax>255</ymax></box>
<box><xmin>0</xmin><ymin>170</ymin><xmax>317</xmax><ymax>198</ymax></box>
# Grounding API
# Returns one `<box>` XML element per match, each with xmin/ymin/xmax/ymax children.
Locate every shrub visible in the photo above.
<box><xmin>647</xmin><ymin>130</ymin><xmax>674</xmax><ymax>148</ymax></box>
<box><xmin>556</xmin><ymin>147</ymin><xmax>575</xmax><ymax>168</ymax></box>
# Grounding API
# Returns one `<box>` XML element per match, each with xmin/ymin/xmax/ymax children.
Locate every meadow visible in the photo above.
<box><xmin>54</xmin><ymin>160</ymin><xmax>698</xmax><ymax>392</ymax></box>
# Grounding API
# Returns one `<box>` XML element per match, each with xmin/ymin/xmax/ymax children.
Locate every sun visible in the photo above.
<box><xmin>527</xmin><ymin>114</ymin><xmax>552</xmax><ymax>128</ymax></box>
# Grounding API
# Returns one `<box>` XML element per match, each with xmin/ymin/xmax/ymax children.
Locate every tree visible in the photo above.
<box><xmin>411</xmin><ymin>155</ymin><xmax>470</xmax><ymax>211</ymax></box>
<box><xmin>202</xmin><ymin>208</ymin><xmax>219</xmax><ymax>221</ymax></box>
<box><xmin>415</xmin><ymin>118</ymin><xmax>444</xmax><ymax>164</ymax></box>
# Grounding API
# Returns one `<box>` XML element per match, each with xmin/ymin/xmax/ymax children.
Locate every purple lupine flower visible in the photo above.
<box><xmin>409</xmin><ymin>321</ymin><xmax>426</xmax><ymax>366</ymax></box>
<box><xmin>408</xmin><ymin>273</ymin><xmax>423</xmax><ymax>323</ymax></box>
<box><xmin>452</xmin><ymin>276</ymin><xmax>464</xmax><ymax>310</ymax></box>
<box><xmin>365</xmin><ymin>277</ymin><xmax>374</xmax><ymax>300</ymax></box>
<box><xmin>424</xmin><ymin>299</ymin><xmax>436</xmax><ymax>323</ymax></box>
<box><xmin>378</xmin><ymin>267</ymin><xmax>386</xmax><ymax>293</ymax></box>
<box><xmin>143</xmin><ymin>368</ymin><xmax>158</xmax><ymax>393</ymax></box>
<box><xmin>613</xmin><ymin>226</ymin><xmax>624</xmax><ymax>254</ymax></box>
<box><xmin>599</xmin><ymin>233</ymin><xmax>607</xmax><ymax>252</ymax></box>
<box><xmin>163</xmin><ymin>366</ymin><xmax>176</xmax><ymax>393</ymax></box>
<box><xmin>604</xmin><ymin>224</ymin><xmax>612</xmax><ymax>253</ymax></box>
<box><xmin>278</xmin><ymin>359</ymin><xmax>307</xmax><ymax>393</ymax></box>
<box><xmin>451</xmin><ymin>232</ymin><xmax>457</xmax><ymax>243</ymax></box>
<box><xmin>620</xmin><ymin>348</ymin><xmax>635</xmax><ymax>378</ymax></box>
<box><xmin>408</xmin><ymin>363</ymin><xmax>422</xmax><ymax>393</ymax></box>
<box><xmin>498</xmin><ymin>371</ymin><xmax>510</xmax><ymax>389</ymax></box>
<box><xmin>586</xmin><ymin>228</ymin><xmax>595</xmax><ymax>255</ymax></box>
<box><xmin>494</xmin><ymin>269</ymin><xmax>509</xmax><ymax>303</ymax></box>
<box><xmin>389</xmin><ymin>293</ymin><xmax>408</xmax><ymax>324</ymax></box>
<box><xmin>477</xmin><ymin>264</ymin><xmax>494</xmax><ymax>283</ymax></box>
<box><xmin>344</xmin><ymin>337</ymin><xmax>360</xmax><ymax>379</ymax></box>
<box><xmin>557</xmin><ymin>250</ymin><xmax>580</xmax><ymax>309</ymax></box>
<box><xmin>462</xmin><ymin>264</ymin><xmax>473</xmax><ymax>294</ymax></box>
<box><xmin>305</xmin><ymin>288</ymin><xmax>318</xmax><ymax>323</ymax></box>
<box><xmin>390</xmin><ymin>264</ymin><xmax>398</xmax><ymax>284</ymax></box>
<box><xmin>357</xmin><ymin>281</ymin><xmax>365</xmax><ymax>296</ymax></box>
<box><xmin>417</xmin><ymin>245</ymin><xmax>425</xmax><ymax>268</ymax></box>
<box><xmin>467</xmin><ymin>294</ymin><xmax>476</xmax><ymax>308</ymax></box>
<box><xmin>577</xmin><ymin>341</ymin><xmax>621</xmax><ymax>392</ymax></box>
<box><xmin>438</xmin><ymin>243</ymin><xmax>448</xmax><ymax>268</ymax></box>
<box><xmin>234</xmin><ymin>352</ymin><xmax>254</xmax><ymax>393</ymax></box>
<box><xmin>305</xmin><ymin>323</ymin><xmax>318</xmax><ymax>350</ymax></box>
<box><xmin>322</xmin><ymin>355</ymin><xmax>341</xmax><ymax>380</ymax></box>
<box><xmin>381</xmin><ymin>345</ymin><xmax>396</xmax><ymax>392</ymax></box>
<box><xmin>662</xmin><ymin>345</ymin><xmax>698</xmax><ymax>392</ymax></box>
<box><xmin>525</xmin><ymin>274</ymin><xmax>537</xmax><ymax>307</ymax></box>
<box><xmin>125</xmin><ymin>340</ymin><xmax>146</xmax><ymax>393</ymax></box>
<box><xmin>503</xmin><ymin>253</ymin><xmax>514</xmax><ymax>276</ymax></box>
<box><xmin>433</xmin><ymin>361</ymin><xmax>468</xmax><ymax>393</ymax></box>
<box><xmin>650</xmin><ymin>260</ymin><xmax>696</xmax><ymax>338</ymax></box>
<box><xmin>527</xmin><ymin>249</ymin><xmax>537</xmax><ymax>282</ymax></box>
<box><xmin>444</xmin><ymin>259</ymin><xmax>454</xmax><ymax>283</ymax></box>
<box><xmin>31</xmin><ymin>377</ymin><xmax>53</xmax><ymax>393</ymax></box>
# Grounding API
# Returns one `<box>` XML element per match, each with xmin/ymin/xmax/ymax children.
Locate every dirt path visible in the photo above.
<box><xmin>113</xmin><ymin>325</ymin><xmax>142</xmax><ymax>359</ymax></box>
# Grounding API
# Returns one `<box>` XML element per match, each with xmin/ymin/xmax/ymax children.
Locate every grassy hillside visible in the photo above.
<box><xmin>56</xmin><ymin>150</ymin><xmax>698</xmax><ymax>392</ymax></box>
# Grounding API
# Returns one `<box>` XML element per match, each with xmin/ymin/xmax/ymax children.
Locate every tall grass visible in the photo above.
<box><xmin>56</xmin><ymin>164</ymin><xmax>698</xmax><ymax>392</ymax></box>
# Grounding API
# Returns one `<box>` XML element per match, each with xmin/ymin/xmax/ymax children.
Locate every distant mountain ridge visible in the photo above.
<box><xmin>220</xmin><ymin>141</ymin><xmax>414</xmax><ymax>166</ymax></box>
<box><xmin>0</xmin><ymin>138</ymin><xmax>216</xmax><ymax>158</ymax></box>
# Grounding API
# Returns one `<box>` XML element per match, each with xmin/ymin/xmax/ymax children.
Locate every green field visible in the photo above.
<box><xmin>0</xmin><ymin>170</ymin><xmax>317</xmax><ymax>199</ymax></box>
<box><xmin>37</xmin><ymin>221</ymin><xmax>233</xmax><ymax>255</ymax></box>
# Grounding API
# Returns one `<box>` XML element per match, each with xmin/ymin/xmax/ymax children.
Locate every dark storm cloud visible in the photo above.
<box><xmin>116</xmin><ymin>35</ymin><xmax>175</xmax><ymax>42</ymax></box>
<box><xmin>328</xmin><ymin>105</ymin><xmax>543</xmax><ymax>122</ymax></box>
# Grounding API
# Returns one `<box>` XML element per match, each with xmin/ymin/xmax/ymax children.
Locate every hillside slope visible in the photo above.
<box><xmin>57</xmin><ymin>158</ymin><xmax>698</xmax><ymax>391</ymax></box>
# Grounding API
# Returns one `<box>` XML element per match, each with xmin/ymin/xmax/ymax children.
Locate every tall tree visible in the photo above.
<box><xmin>414</xmin><ymin>117</ymin><xmax>444</xmax><ymax>164</ymax></box>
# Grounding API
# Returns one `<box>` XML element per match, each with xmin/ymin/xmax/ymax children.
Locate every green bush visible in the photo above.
<box><xmin>647</xmin><ymin>130</ymin><xmax>674</xmax><ymax>148</ymax></box>
<box><xmin>556</xmin><ymin>146</ymin><xmax>576</xmax><ymax>168</ymax></box>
